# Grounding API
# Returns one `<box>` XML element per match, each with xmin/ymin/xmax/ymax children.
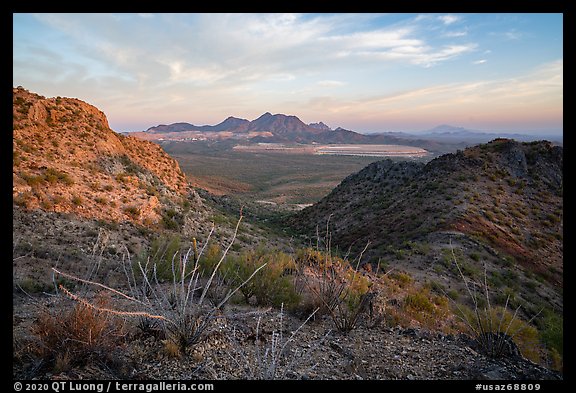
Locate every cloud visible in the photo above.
<box><xmin>317</xmin><ymin>80</ymin><xmax>346</xmax><ymax>87</ymax></box>
<box><xmin>490</xmin><ymin>29</ymin><xmax>523</xmax><ymax>41</ymax></box>
<box><xmin>505</xmin><ymin>29</ymin><xmax>523</xmax><ymax>40</ymax></box>
<box><xmin>355</xmin><ymin>43</ymin><xmax>477</xmax><ymax>67</ymax></box>
<box><xmin>438</xmin><ymin>15</ymin><xmax>460</xmax><ymax>25</ymax></box>
<box><xmin>443</xmin><ymin>30</ymin><xmax>468</xmax><ymax>38</ymax></box>
<box><xmin>472</xmin><ymin>59</ymin><xmax>487</xmax><ymax>65</ymax></box>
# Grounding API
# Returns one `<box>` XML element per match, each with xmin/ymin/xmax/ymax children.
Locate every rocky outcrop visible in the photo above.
<box><xmin>13</xmin><ymin>86</ymin><xmax>195</xmax><ymax>226</ymax></box>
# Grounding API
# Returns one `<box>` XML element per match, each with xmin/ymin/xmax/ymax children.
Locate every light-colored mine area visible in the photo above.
<box><xmin>234</xmin><ymin>143</ymin><xmax>429</xmax><ymax>157</ymax></box>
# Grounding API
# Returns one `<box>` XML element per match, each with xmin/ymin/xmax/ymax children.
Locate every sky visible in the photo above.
<box><xmin>13</xmin><ymin>13</ymin><xmax>563</xmax><ymax>134</ymax></box>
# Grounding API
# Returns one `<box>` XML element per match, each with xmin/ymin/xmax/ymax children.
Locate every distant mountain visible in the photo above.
<box><xmin>408</xmin><ymin>124</ymin><xmax>559</xmax><ymax>144</ymax></box>
<box><xmin>289</xmin><ymin>138</ymin><xmax>563</xmax><ymax>290</ymax></box>
<box><xmin>309</xmin><ymin>121</ymin><xmax>332</xmax><ymax>131</ymax></box>
<box><xmin>146</xmin><ymin>122</ymin><xmax>199</xmax><ymax>133</ymax></box>
<box><xmin>427</xmin><ymin>124</ymin><xmax>478</xmax><ymax>135</ymax></box>
<box><xmin>211</xmin><ymin>116</ymin><xmax>250</xmax><ymax>132</ymax></box>
<box><xmin>146</xmin><ymin>116</ymin><xmax>250</xmax><ymax>133</ymax></box>
<box><xmin>244</xmin><ymin>112</ymin><xmax>324</xmax><ymax>137</ymax></box>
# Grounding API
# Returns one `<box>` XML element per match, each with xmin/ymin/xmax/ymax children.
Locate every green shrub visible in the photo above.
<box><xmin>161</xmin><ymin>208</ymin><xmax>183</xmax><ymax>230</ymax></box>
<box><xmin>198</xmin><ymin>244</ymin><xmax>222</xmax><ymax>276</ymax></box>
<box><xmin>224</xmin><ymin>249</ymin><xmax>299</xmax><ymax>309</ymax></box>
<box><xmin>94</xmin><ymin>196</ymin><xmax>107</xmax><ymax>205</ymax></box>
<box><xmin>404</xmin><ymin>289</ymin><xmax>435</xmax><ymax>313</ymax></box>
<box><xmin>538</xmin><ymin>309</ymin><xmax>563</xmax><ymax>357</ymax></box>
<box><xmin>139</xmin><ymin>235</ymin><xmax>183</xmax><ymax>281</ymax></box>
<box><xmin>457</xmin><ymin>304</ymin><xmax>542</xmax><ymax>363</ymax></box>
<box><xmin>390</xmin><ymin>271</ymin><xmax>412</xmax><ymax>288</ymax></box>
<box><xmin>17</xmin><ymin>278</ymin><xmax>52</xmax><ymax>294</ymax></box>
<box><xmin>469</xmin><ymin>252</ymin><xmax>481</xmax><ymax>262</ymax></box>
<box><xmin>295</xmin><ymin>247</ymin><xmax>374</xmax><ymax>332</ymax></box>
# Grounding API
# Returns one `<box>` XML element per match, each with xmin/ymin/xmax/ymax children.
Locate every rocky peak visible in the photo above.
<box><xmin>13</xmin><ymin>87</ymin><xmax>196</xmax><ymax>226</ymax></box>
<box><xmin>308</xmin><ymin>121</ymin><xmax>332</xmax><ymax>131</ymax></box>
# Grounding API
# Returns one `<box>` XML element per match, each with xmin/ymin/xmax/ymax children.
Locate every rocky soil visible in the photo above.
<box><xmin>13</xmin><ymin>295</ymin><xmax>561</xmax><ymax>381</ymax></box>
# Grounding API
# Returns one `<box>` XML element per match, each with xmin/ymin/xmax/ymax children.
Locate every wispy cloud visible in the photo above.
<box><xmin>438</xmin><ymin>15</ymin><xmax>460</xmax><ymax>25</ymax></box>
<box><xmin>472</xmin><ymin>59</ymin><xmax>487</xmax><ymax>65</ymax></box>
<box><xmin>490</xmin><ymin>29</ymin><xmax>524</xmax><ymax>41</ymax></box>
<box><xmin>505</xmin><ymin>29</ymin><xmax>523</xmax><ymax>40</ymax></box>
<box><xmin>443</xmin><ymin>30</ymin><xmax>468</xmax><ymax>38</ymax></box>
<box><xmin>317</xmin><ymin>80</ymin><xmax>346</xmax><ymax>87</ymax></box>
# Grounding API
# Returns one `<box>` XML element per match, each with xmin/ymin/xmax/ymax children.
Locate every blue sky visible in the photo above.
<box><xmin>13</xmin><ymin>13</ymin><xmax>563</xmax><ymax>134</ymax></box>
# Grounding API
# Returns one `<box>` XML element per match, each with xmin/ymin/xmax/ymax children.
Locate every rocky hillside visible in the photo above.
<box><xmin>289</xmin><ymin>139</ymin><xmax>563</xmax><ymax>312</ymax></box>
<box><xmin>13</xmin><ymin>87</ymin><xmax>198</xmax><ymax>226</ymax></box>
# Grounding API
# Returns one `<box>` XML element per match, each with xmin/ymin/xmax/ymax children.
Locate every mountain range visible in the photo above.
<box><xmin>403</xmin><ymin>125</ymin><xmax>562</xmax><ymax>144</ymax></box>
<box><xmin>138</xmin><ymin>113</ymin><xmax>448</xmax><ymax>151</ymax></box>
<box><xmin>138</xmin><ymin>114</ymin><xmax>562</xmax><ymax>154</ymax></box>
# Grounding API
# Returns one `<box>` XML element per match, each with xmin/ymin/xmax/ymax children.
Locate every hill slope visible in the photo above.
<box><xmin>12</xmin><ymin>87</ymin><xmax>196</xmax><ymax>226</ymax></box>
<box><xmin>289</xmin><ymin>139</ymin><xmax>563</xmax><ymax>289</ymax></box>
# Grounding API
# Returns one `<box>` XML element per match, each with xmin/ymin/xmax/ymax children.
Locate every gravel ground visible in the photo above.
<box><xmin>13</xmin><ymin>297</ymin><xmax>561</xmax><ymax>381</ymax></box>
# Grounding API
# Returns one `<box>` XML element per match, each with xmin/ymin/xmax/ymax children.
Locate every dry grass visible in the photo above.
<box><xmin>30</xmin><ymin>293</ymin><xmax>127</xmax><ymax>373</ymax></box>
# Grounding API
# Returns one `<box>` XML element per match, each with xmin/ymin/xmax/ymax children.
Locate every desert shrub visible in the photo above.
<box><xmin>427</xmin><ymin>279</ymin><xmax>445</xmax><ymax>295</ymax></box>
<box><xmin>228</xmin><ymin>306</ymin><xmax>323</xmax><ymax>379</ymax></box>
<box><xmin>94</xmin><ymin>196</ymin><xmax>107</xmax><ymax>205</ymax></box>
<box><xmin>457</xmin><ymin>304</ymin><xmax>542</xmax><ymax>363</ymax></box>
<box><xmin>12</xmin><ymin>191</ymin><xmax>34</xmax><ymax>208</ymax></box>
<box><xmin>30</xmin><ymin>293</ymin><xmax>126</xmax><ymax>373</ymax></box>
<box><xmin>44</xmin><ymin>168</ymin><xmax>74</xmax><ymax>185</ymax></box>
<box><xmin>139</xmin><ymin>234</ymin><xmax>183</xmax><ymax>281</ymax></box>
<box><xmin>71</xmin><ymin>195</ymin><xmax>83</xmax><ymax>206</ymax></box>
<box><xmin>296</xmin><ymin>247</ymin><xmax>375</xmax><ymax>332</ymax></box>
<box><xmin>400</xmin><ymin>285</ymin><xmax>452</xmax><ymax>331</ymax></box>
<box><xmin>469</xmin><ymin>252</ymin><xmax>481</xmax><ymax>262</ymax></box>
<box><xmin>198</xmin><ymin>243</ymin><xmax>222</xmax><ymax>275</ymax></box>
<box><xmin>538</xmin><ymin>309</ymin><xmax>563</xmax><ymax>369</ymax></box>
<box><xmin>224</xmin><ymin>249</ymin><xmax>300</xmax><ymax>309</ymax></box>
<box><xmin>390</xmin><ymin>271</ymin><xmax>412</xmax><ymax>288</ymax></box>
<box><xmin>16</xmin><ymin>278</ymin><xmax>53</xmax><ymax>294</ymax></box>
<box><xmin>123</xmin><ymin>205</ymin><xmax>140</xmax><ymax>219</ymax></box>
<box><xmin>161</xmin><ymin>208</ymin><xmax>183</xmax><ymax>230</ymax></box>
<box><xmin>21</xmin><ymin>172</ymin><xmax>44</xmax><ymax>187</ymax></box>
